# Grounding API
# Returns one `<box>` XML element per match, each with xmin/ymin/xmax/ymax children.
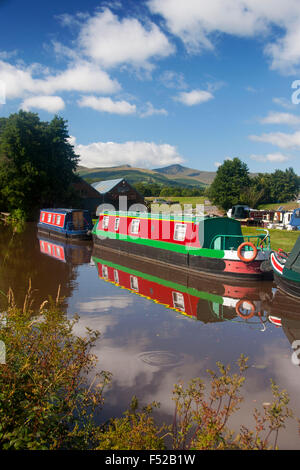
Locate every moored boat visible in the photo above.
<box><xmin>37</xmin><ymin>208</ymin><xmax>93</xmax><ymax>240</ymax></box>
<box><xmin>270</xmin><ymin>236</ymin><xmax>300</xmax><ymax>299</ymax></box>
<box><xmin>92</xmin><ymin>211</ymin><xmax>271</xmax><ymax>280</ymax></box>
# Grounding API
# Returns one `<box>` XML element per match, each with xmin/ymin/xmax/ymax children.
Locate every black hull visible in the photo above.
<box><xmin>38</xmin><ymin>227</ymin><xmax>92</xmax><ymax>242</ymax></box>
<box><xmin>93</xmin><ymin>235</ymin><xmax>270</xmax><ymax>281</ymax></box>
<box><xmin>274</xmin><ymin>273</ymin><xmax>300</xmax><ymax>300</ymax></box>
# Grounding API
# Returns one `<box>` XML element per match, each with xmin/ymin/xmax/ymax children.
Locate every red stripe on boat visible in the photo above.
<box><xmin>270</xmin><ymin>253</ymin><xmax>284</xmax><ymax>274</ymax></box>
<box><xmin>269</xmin><ymin>316</ymin><xmax>282</xmax><ymax>327</ymax></box>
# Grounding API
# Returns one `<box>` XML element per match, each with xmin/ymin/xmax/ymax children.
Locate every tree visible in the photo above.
<box><xmin>208</xmin><ymin>158</ymin><xmax>251</xmax><ymax>210</ymax></box>
<box><xmin>0</xmin><ymin>111</ymin><xmax>79</xmax><ymax>219</ymax></box>
<box><xmin>252</xmin><ymin>168</ymin><xmax>300</xmax><ymax>204</ymax></box>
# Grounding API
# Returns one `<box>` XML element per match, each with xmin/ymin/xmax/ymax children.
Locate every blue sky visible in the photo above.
<box><xmin>1</xmin><ymin>0</ymin><xmax>300</xmax><ymax>173</ymax></box>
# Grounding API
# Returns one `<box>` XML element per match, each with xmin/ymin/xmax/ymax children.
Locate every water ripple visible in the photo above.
<box><xmin>138</xmin><ymin>351</ymin><xmax>183</xmax><ymax>368</ymax></box>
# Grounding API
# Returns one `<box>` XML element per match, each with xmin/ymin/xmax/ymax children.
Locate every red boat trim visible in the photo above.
<box><xmin>268</xmin><ymin>316</ymin><xmax>282</xmax><ymax>327</ymax></box>
<box><xmin>270</xmin><ymin>252</ymin><xmax>284</xmax><ymax>275</ymax></box>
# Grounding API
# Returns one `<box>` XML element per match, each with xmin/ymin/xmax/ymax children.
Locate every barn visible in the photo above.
<box><xmin>72</xmin><ymin>176</ymin><xmax>103</xmax><ymax>216</ymax></box>
<box><xmin>92</xmin><ymin>178</ymin><xmax>145</xmax><ymax>213</ymax></box>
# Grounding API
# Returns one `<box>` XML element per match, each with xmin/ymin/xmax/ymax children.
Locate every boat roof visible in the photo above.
<box><xmin>40</xmin><ymin>208</ymin><xmax>88</xmax><ymax>213</ymax></box>
<box><xmin>99</xmin><ymin>210</ymin><xmax>208</xmax><ymax>222</ymax></box>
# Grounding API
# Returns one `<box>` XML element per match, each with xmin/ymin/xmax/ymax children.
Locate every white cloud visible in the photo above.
<box><xmin>21</xmin><ymin>95</ymin><xmax>65</xmax><ymax>113</ymax></box>
<box><xmin>174</xmin><ymin>89</ymin><xmax>214</xmax><ymax>106</ymax></box>
<box><xmin>250</xmin><ymin>130</ymin><xmax>300</xmax><ymax>149</ymax></box>
<box><xmin>148</xmin><ymin>0</ymin><xmax>300</xmax><ymax>74</ymax></box>
<box><xmin>139</xmin><ymin>101</ymin><xmax>168</xmax><ymax>118</ymax></box>
<box><xmin>71</xmin><ymin>136</ymin><xmax>184</xmax><ymax>168</ymax></box>
<box><xmin>260</xmin><ymin>111</ymin><xmax>300</xmax><ymax>126</ymax></box>
<box><xmin>0</xmin><ymin>59</ymin><xmax>120</xmax><ymax>100</ymax></box>
<box><xmin>77</xmin><ymin>8</ymin><xmax>175</xmax><ymax>69</ymax></box>
<box><xmin>250</xmin><ymin>152</ymin><xmax>290</xmax><ymax>163</ymax></box>
<box><xmin>78</xmin><ymin>95</ymin><xmax>136</xmax><ymax>115</ymax></box>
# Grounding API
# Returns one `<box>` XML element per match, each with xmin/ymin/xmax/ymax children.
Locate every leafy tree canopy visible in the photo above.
<box><xmin>0</xmin><ymin>111</ymin><xmax>79</xmax><ymax>219</ymax></box>
<box><xmin>252</xmin><ymin>168</ymin><xmax>300</xmax><ymax>204</ymax></box>
<box><xmin>208</xmin><ymin>158</ymin><xmax>251</xmax><ymax>210</ymax></box>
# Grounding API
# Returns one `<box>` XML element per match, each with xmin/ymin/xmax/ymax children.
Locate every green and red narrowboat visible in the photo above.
<box><xmin>92</xmin><ymin>245</ymin><xmax>272</xmax><ymax>323</ymax></box>
<box><xmin>92</xmin><ymin>211</ymin><xmax>271</xmax><ymax>280</ymax></box>
<box><xmin>270</xmin><ymin>236</ymin><xmax>300</xmax><ymax>299</ymax></box>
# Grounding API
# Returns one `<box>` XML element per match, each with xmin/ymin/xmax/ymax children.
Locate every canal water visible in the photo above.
<box><xmin>1</xmin><ymin>223</ymin><xmax>300</xmax><ymax>449</ymax></box>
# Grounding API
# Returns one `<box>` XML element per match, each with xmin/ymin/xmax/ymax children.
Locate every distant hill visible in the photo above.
<box><xmin>77</xmin><ymin>164</ymin><xmax>212</xmax><ymax>188</ymax></box>
<box><xmin>154</xmin><ymin>164</ymin><xmax>216</xmax><ymax>185</ymax></box>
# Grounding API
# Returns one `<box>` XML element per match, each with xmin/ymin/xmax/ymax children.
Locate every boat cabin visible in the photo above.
<box><xmin>95</xmin><ymin>211</ymin><xmax>245</xmax><ymax>251</ymax></box>
<box><xmin>38</xmin><ymin>208</ymin><xmax>93</xmax><ymax>239</ymax></box>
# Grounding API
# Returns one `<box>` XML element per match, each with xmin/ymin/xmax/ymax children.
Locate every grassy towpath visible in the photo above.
<box><xmin>242</xmin><ymin>226</ymin><xmax>299</xmax><ymax>252</ymax></box>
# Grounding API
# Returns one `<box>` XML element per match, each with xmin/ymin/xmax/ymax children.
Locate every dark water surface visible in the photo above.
<box><xmin>1</xmin><ymin>223</ymin><xmax>300</xmax><ymax>449</ymax></box>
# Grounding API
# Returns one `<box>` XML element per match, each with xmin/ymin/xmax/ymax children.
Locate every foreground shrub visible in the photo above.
<box><xmin>0</xmin><ymin>283</ymin><xmax>295</xmax><ymax>450</ymax></box>
<box><xmin>0</xmin><ymin>284</ymin><xmax>111</xmax><ymax>450</ymax></box>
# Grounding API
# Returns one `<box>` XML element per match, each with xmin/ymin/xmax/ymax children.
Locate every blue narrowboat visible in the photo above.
<box><xmin>37</xmin><ymin>208</ymin><xmax>93</xmax><ymax>240</ymax></box>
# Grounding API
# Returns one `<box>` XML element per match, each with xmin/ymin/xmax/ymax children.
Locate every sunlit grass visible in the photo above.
<box><xmin>242</xmin><ymin>226</ymin><xmax>299</xmax><ymax>252</ymax></box>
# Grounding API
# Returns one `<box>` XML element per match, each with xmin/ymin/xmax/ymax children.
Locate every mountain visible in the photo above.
<box><xmin>154</xmin><ymin>164</ymin><xmax>216</xmax><ymax>185</ymax></box>
<box><xmin>77</xmin><ymin>164</ymin><xmax>210</xmax><ymax>188</ymax></box>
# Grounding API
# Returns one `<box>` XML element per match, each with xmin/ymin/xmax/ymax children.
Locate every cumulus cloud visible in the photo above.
<box><xmin>260</xmin><ymin>111</ymin><xmax>300</xmax><ymax>126</ymax></box>
<box><xmin>77</xmin><ymin>8</ymin><xmax>175</xmax><ymax>69</ymax></box>
<box><xmin>21</xmin><ymin>95</ymin><xmax>65</xmax><ymax>113</ymax></box>
<box><xmin>174</xmin><ymin>89</ymin><xmax>214</xmax><ymax>106</ymax></box>
<box><xmin>139</xmin><ymin>101</ymin><xmax>168</xmax><ymax>118</ymax></box>
<box><xmin>148</xmin><ymin>0</ymin><xmax>300</xmax><ymax>74</ymax></box>
<box><xmin>250</xmin><ymin>152</ymin><xmax>290</xmax><ymax>163</ymax></box>
<box><xmin>78</xmin><ymin>95</ymin><xmax>136</xmax><ymax>115</ymax></box>
<box><xmin>70</xmin><ymin>136</ymin><xmax>184</xmax><ymax>168</ymax></box>
<box><xmin>250</xmin><ymin>130</ymin><xmax>300</xmax><ymax>149</ymax></box>
<box><xmin>0</xmin><ymin>59</ymin><xmax>120</xmax><ymax>100</ymax></box>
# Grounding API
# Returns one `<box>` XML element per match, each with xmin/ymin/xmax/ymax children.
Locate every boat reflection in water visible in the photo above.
<box><xmin>38</xmin><ymin>235</ymin><xmax>92</xmax><ymax>265</ymax></box>
<box><xmin>264</xmin><ymin>290</ymin><xmax>300</xmax><ymax>364</ymax></box>
<box><xmin>92</xmin><ymin>246</ymin><xmax>275</xmax><ymax>329</ymax></box>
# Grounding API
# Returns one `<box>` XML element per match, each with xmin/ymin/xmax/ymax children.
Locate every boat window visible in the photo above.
<box><xmin>130</xmin><ymin>276</ymin><xmax>139</xmax><ymax>291</ymax></box>
<box><xmin>172</xmin><ymin>292</ymin><xmax>185</xmax><ymax>311</ymax></box>
<box><xmin>41</xmin><ymin>212</ymin><xmax>45</xmax><ymax>222</ymax></box>
<box><xmin>114</xmin><ymin>269</ymin><xmax>119</xmax><ymax>284</ymax></box>
<box><xmin>102</xmin><ymin>216</ymin><xmax>109</xmax><ymax>229</ymax></box>
<box><xmin>102</xmin><ymin>265</ymin><xmax>108</xmax><ymax>279</ymax></box>
<box><xmin>114</xmin><ymin>218</ymin><xmax>120</xmax><ymax>231</ymax></box>
<box><xmin>47</xmin><ymin>213</ymin><xmax>52</xmax><ymax>223</ymax></box>
<box><xmin>56</xmin><ymin>215</ymin><xmax>61</xmax><ymax>225</ymax></box>
<box><xmin>131</xmin><ymin>219</ymin><xmax>140</xmax><ymax>234</ymax></box>
<box><xmin>174</xmin><ymin>224</ymin><xmax>187</xmax><ymax>241</ymax></box>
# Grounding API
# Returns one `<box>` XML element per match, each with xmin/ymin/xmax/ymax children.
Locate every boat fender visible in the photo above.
<box><xmin>235</xmin><ymin>299</ymin><xmax>256</xmax><ymax>319</ymax></box>
<box><xmin>237</xmin><ymin>242</ymin><xmax>257</xmax><ymax>263</ymax></box>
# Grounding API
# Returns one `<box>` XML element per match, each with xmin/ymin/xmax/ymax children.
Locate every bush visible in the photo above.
<box><xmin>0</xmin><ymin>283</ymin><xmax>111</xmax><ymax>450</ymax></box>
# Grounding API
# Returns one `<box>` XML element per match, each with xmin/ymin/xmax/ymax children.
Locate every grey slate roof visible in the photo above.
<box><xmin>91</xmin><ymin>178</ymin><xmax>124</xmax><ymax>194</ymax></box>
